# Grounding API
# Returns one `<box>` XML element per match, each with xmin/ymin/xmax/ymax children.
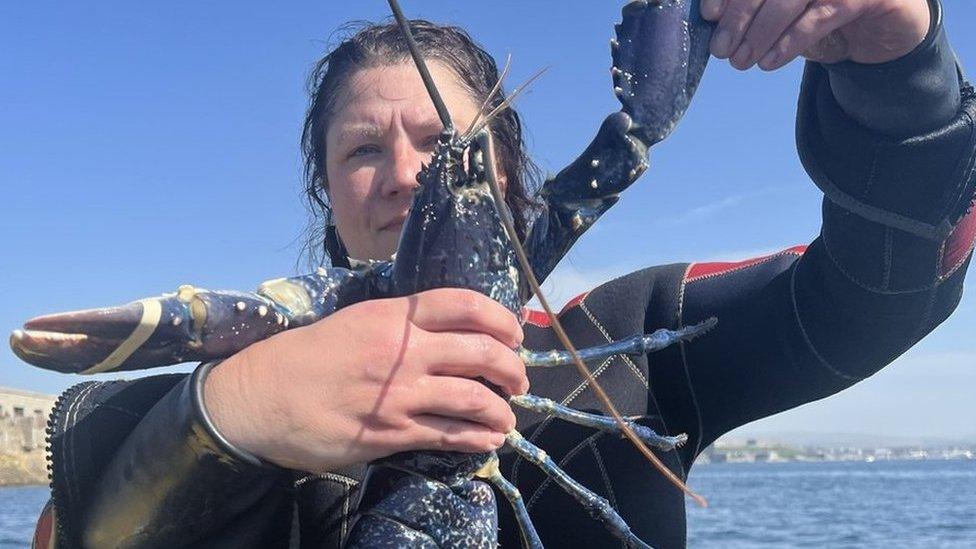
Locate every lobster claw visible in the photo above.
<box><xmin>522</xmin><ymin>1</ymin><xmax>713</xmax><ymax>287</ymax></box>
<box><xmin>9</xmin><ymin>265</ymin><xmax>389</xmax><ymax>374</ymax></box>
<box><xmin>612</xmin><ymin>0</ymin><xmax>713</xmax><ymax>145</ymax></box>
<box><xmin>10</xmin><ymin>286</ymin><xmax>288</xmax><ymax>374</ymax></box>
<box><xmin>526</xmin><ymin>112</ymin><xmax>642</xmax><ymax>281</ymax></box>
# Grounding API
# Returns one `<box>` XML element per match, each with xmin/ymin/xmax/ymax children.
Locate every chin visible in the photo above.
<box><xmin>373</xmin><ymin>234</ymin><xmax>400</xmax><ymax>261</ymax></box>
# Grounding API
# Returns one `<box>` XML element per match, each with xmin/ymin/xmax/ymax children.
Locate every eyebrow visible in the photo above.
<box><xmin>335</xmin><ymin>124</ymin><xmax>384</xmax><ymax>143</ymax></box>
<box><xmin>334</xmin><ymin>120</ymin><xmax>447</xmax><ymax>144</ymax></box>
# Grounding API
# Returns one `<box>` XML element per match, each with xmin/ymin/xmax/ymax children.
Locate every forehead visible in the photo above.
<box><xmin>330</xmin><ymin>61</ymin><xmax>480</xmax><ymax>131</ymax></box>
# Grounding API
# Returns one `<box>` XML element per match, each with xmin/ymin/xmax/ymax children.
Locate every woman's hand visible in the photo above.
<box><xmin>701</xmin><ymin>0</ymin><xmax>931</xmax><ymax>70</ymax></box>
<box><xmin>203</xmin><ymin>288</ymin><xmax>529</xmax><ymax>472</ymax></box>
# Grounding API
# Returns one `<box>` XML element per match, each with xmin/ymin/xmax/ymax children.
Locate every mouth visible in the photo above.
<box><xmin>380</xmin><ymin>213</ymin><xmax>409</xmax><ymax>232</ymax></box>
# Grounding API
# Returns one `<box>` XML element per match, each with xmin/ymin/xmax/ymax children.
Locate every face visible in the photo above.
<box><xmin>325</xmin><ymin>61</ymin><xmax>484</xmax><ymax>261</ymax></box>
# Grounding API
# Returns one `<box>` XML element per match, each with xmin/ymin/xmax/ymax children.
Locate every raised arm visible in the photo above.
<box><xmin>660</xmin><ymin>0</ymin><xmax>974</xmax><ymax>461</ymax></box>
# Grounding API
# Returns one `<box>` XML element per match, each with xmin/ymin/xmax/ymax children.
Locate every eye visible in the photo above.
<box><xmin>348</xmin><ymin>143</ymin><xmax>381</xmax><ymax>159</ymax></box>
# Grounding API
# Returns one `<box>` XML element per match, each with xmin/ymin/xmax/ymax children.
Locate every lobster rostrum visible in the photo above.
<box><xmin>10</xmin><ymin>1</ymin><xmax>714</xmax><ymax>547</ymax></box>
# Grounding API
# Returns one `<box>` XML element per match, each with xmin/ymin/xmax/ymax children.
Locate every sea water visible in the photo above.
<box><xmin>686</xmin><ymin>460</ymin><xmax>975</xmax><ymax>548</ymax></box>
<box><xmin>0</xmin><ymin>460</ymin><xmax>973</xmax><ymax>547</ymax></box>
<box><xmin>0</xmin><ymin>485</ymin><xmax>47</xmax><ymax>548</ymax></box>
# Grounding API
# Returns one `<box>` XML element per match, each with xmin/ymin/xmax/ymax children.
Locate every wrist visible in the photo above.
<box><xmin>200</xmin><ymin>355</ymin><xmax>277</xmax><ymax>467</ymax></box>
<box><xmin>860</xmin><ymin>0</ymin><xmax>931</xmax><ymax>64</ymax></box>
<box><xmin>819</xmin><ymin>0</ymin><xmax>960</xmax><ymax>138</ymax></box>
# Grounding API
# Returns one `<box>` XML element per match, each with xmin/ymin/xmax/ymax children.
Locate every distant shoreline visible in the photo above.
<box><xmin>2</xmin><ymin>455</ymin><xmax>971</xmax><ymax>489</ymax></box>
<box><xmin>0</xmin><ymin>481</ymin><xmax>46</xmax><ymax>488</ymax></box>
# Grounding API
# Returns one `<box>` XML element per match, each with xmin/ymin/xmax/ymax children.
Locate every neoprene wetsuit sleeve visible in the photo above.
<box><xmin>671</xmin><ymin>0</ymin><xmax>976</xmax><ymax>458</ymax></box>
<box><xmin>822</xmin><ymin>0</ymin><xmax>961</xmax><ymax>138</ymax></box>
<box><xmin>43</xmin><ymin>369</ymin><xmax>293</xmax><ymax>548</ymax></box>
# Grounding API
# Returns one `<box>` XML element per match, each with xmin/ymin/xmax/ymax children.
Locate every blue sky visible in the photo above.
<box><xmin>2</xmin><ymin>1</ymin><xmax>974</xmax><ymax>440</ymax></box>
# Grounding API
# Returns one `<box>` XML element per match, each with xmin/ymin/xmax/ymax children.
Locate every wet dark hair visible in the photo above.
<box><xmin>301</xmin><ymin>19</ymin><xmax>540</xmax><ymax>265</ymax></box>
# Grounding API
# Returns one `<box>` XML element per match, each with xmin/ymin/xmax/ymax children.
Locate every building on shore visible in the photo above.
<box><xmin>0</xmin><ymin>386</ymin><xmax>56</xmax><ymax>455</ymax></box>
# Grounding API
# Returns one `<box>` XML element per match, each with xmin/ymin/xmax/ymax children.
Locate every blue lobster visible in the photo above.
<box><xmin>10</xmin><ymin>1</ymin><xmax>714</xmax><ymax>547</ymax></box>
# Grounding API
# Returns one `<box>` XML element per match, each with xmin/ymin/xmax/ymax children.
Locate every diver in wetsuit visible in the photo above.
<box><xmin>33</xmin><ymin>0</ymin><xmax>975</xmax><ymax>547</ymax></box>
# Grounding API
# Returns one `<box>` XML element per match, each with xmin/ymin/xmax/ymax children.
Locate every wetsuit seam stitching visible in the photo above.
<box><xmin>526</xmin><ymin>431</ymin><xmax>605</xmax><ymax>511</ymax></box>
<box><xmin>863</xmin><ymin>142</ymin><xmax>882</xmax><ymax>200</ymax></box>
<box><xmin>882</xmin><ymin>227</ymin><xmax>893</xmax><ymax>290</ymax></box>
<box><xmin>578</xmin><ymin>300</ymin><xmax>648</xmax><ymax>388</ymax></box>
<box><xmin>588</xmin><ymin>440</ymin><xmax>619</xmax><ymax>511</ymax></box>
<box><xmin>822</xmin><ymin>228</ymin><xmax>938</xmax><ymax>294</ymax></box>
<box><xmin>685</xmin><ymin>249</ymin><xmax>803</xmax><ymax>284</ymax></box>
<box><xmin>790</xmin><ymin>260</ymin><xmax>864</xmax><ymax>381</ymax></box>
<box><xmin>912</xmin><ymin>246</ymin><xmax>944</xmax><ymax>342</ymax></box>
<box><xmin>324</xmin><ymin>472</ymin><xmax>359</xmax><ymax>486</ymax></box>
<box><xmin>511</xmin><ymin>356</ymin><xmax>614</xmax><ymax>486</ymax></box>
<box><xmin>64</xmin><ymin>382</ymin><xmax>98</xmax><ymax>514</ymax></box>
<box><xmin>563</xmin><ymin>356</ymin><xmax>615</xmax><ymax>404</ymax></box>
<box><xmin>676</xmin><ymin>263</ymin><xmax>704</xmax><ymax>463</ymax></box>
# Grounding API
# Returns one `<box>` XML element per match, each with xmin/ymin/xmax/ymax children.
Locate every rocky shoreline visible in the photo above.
<box><xmin>0</xmin><ymin>451</ymin><xmax>48</xmax><ymax>487</ymax></box>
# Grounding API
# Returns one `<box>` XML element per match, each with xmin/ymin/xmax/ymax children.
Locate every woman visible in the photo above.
<box><xmin>36</xmin><ymin>0</ymin><xmax>974</xmax><ymax>547</ymax></box>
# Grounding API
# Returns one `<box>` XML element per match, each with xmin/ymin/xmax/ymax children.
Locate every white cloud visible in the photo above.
<box><xmin>654</xmin><ymin>186</ymin><xmax>796</xmax><ymax>227</ymax></box>
<box><xmin>657</xmin><ymin>194</ymin><xmax>745</xmax><ymax>226</ymax></box>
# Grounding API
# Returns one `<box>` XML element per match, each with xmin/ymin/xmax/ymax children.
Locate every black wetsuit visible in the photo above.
<box><xmin>34</xmin><ymin>3</ymin><xmax>976</xmax><ymax>548</ymax></box>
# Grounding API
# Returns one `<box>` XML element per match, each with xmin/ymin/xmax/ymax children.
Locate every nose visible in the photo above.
<box><xmin>381</xmin><ymin>140</ymin><xmax>423</xmax><ymax>199</ymax></box>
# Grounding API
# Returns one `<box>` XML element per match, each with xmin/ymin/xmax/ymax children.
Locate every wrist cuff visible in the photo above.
<box><xmin>797</xmin><ymin>62</ymin><xmax>976</xmax><ymax>242</ymax></box>
<box><xmin>191</xmin><ymin>360</ymin><xmax>277</xmax><ymax>469</ymax></box>
<box><xmin>820</xmin><ymin>0</ymin><xmax>962</xmax><ymax>138</ymax></box>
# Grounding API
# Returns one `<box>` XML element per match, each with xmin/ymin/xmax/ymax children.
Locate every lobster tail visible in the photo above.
<box><xmin>347</xmin><ymin>453</ymin><xmax>498</xmax><ymax>548</ymax></box>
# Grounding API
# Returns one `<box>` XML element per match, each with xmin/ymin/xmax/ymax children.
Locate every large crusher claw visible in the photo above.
<box><xmin>613</xmin><ymin>0</ymin><xmax>713</xmax><ymax>146</ymax></box>
<box><xmin>524</xmin><ymin>1</ymin><xmax>713</xmax><ymax>286</ymax></box>
<box><xmin>10</xmin><ymin>265</ymin><xmax>388</xmax><ymax>374</ymax></box>
<box><xmin>11</xmin><ymin>286</ymin><xmax>288</xmax><ymax>374</ymax></box>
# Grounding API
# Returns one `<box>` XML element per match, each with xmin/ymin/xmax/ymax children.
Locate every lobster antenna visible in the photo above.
<box><xmin>476</xmin><ymin>131</ymin><xmax>708</xmax><ymax>509</ymax></box>
<box><xmin>387</xmin><ymin>0</ymin><xmax>454</xmax><ymax>132</ymax></box>
<box><xmin>462</xmin><ymin>67</ymin><xmax>547</xmax><ymax>145</ymax></box>
<box><xmin>463</xmin><ymin>54</ymin><xmax>513</xmax><ymax>139</ymax></box>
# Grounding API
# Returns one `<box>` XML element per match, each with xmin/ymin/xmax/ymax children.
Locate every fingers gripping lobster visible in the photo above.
<box><xmin>10</xmin><ymin>1</ymin><xmax>713</xmax><ymax>547</ymax></box>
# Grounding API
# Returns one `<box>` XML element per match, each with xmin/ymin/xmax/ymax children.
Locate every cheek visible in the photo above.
<box><xmin>326</xmin><ymin>166</ymin><xmax>375</xmax><ymax>228</ymax></box>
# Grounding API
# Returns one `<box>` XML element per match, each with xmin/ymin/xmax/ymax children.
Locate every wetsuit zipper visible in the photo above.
<box><xmin>46</xmin><ymin>381</ymin><xmax>97</xmax><ymax>549</ymax></box>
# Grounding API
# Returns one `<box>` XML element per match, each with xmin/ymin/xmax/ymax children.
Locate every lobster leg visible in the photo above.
<box><xmin>506</xmin><ymin>431</ymin><xmax>653</xmax><ymax>549</ymax></box>
<box><xmin>478</xmin><ymin>456</ymin><xmax>544</xmax><ymax>549</ymax></box>
<box><xmin>518</xmin><ymin>318</ymin><xmax>716</xmax><ymax>368</ymax></box>
<box><xmin>510</xmin><ymin>394</ymin><xmax>686</xmax><ymax>452</ymax></box>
